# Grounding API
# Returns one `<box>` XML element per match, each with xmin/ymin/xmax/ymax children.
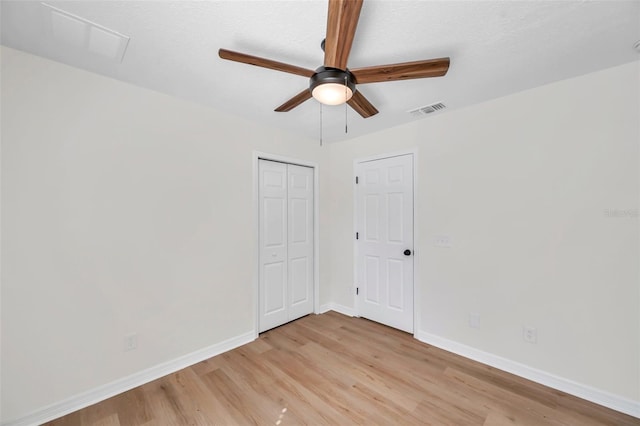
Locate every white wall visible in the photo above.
<box><xmin>2</xmin><ymin>44</ymin><xmax>638</xmax><ymax>422</ymax></box>
<box><xmin>326</xmin><ymin>61</ymin><xmax>640</xmax><ymax>403</ymax></box>
<box><xmin>0</xmin><ymin>46</ymin><xmax>330</xmax><ymax>422</ymax></box>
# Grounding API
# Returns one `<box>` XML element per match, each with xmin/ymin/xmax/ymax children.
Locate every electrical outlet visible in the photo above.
<box><xmin>124</xmin><ymin>333</ymin><xmax>138</xmax><ymax>351</ymax></box>
<box><xmin>469</xmin><ymin>313</ymin><xmax>480</xmax><ymax>329</ymax></box>
<box><xmin>434</xmin><ymin>235</ymin><xmax>452</xmax><ymax>248</ymax></box>
<box><xmin>523</xmin><ymin>326</ymin><xmax>537</xmax><ymax>344</ymax></box>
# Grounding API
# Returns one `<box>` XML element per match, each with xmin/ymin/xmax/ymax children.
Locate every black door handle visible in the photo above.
<box><xmin>404</xmin><ymin>249</ymin><xmax>412</xmax><ymax>256</ymax></box>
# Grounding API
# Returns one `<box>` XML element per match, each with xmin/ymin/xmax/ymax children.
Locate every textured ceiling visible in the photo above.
<box><xmin>2</xmin><ymin>1</ymin><xmax>639</xmax><ymax>143</ymax></box>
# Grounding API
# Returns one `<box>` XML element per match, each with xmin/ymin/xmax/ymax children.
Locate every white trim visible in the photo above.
<box><xmin>416</xmin><ymin>330</ymin><xmax>640</xmax><ymax>419</ymax></box>
<box><xmin>313</xmin><ymin>161</ymin><xmax>320</xmax><ymax>316</ymax></box>
<box><xmin>252</xmin><ymin>152</ymin><xmax>320</xmax><ymax>336</ymax></box>
<box><xmin>353</xmin><ymin>148</ymin><xmax>419</xmax><ymax>334</ymax></box>
<box><xmin>410</xmin><ymin>149</ymin><xmax>420</xmax><ymax>338</ymax></box>
<box><xmin>319</xmin><ymin>304</ymin><xmax>357</xmax><ymax>317</ymax></box>
<box><xmin>3</xmin><ymin>331</ymin><xmax>256</xmax><ymax>426</ymax></box>
<box><xmin>352</xmin><ymin>160</ymin><xmax>359</xmax><ymax>317</ymax></box>
<box><xmin>319</xmin><ymin>303</ymin><xmax>332</xmax><ymax>313</ymax></box>
<box><xmin>355</xmin><ymin>148</ymin><xmax>419</xmax><ymax>165</ymax></box>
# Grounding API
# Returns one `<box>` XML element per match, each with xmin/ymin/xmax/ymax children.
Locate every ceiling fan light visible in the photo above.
<box><xmin>309</xmin><ymin>66</ymin><xmax>356</xmax><ymax>106</ymax></box>
<box><xmin>312</xmin><ymin>83</ymin><xmax>353</xmax><ymax>105</ymax></box>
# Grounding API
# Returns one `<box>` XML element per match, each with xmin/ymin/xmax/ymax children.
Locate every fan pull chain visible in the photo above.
<box><xmin>319</xmin><ymin>103</ymin><xmax>323</xmax><ymax>147</ymax></box>
<box><xmin>344</xmin><ymin>76</ymin><xmax>348</xmax><ymax>134</ymax></box>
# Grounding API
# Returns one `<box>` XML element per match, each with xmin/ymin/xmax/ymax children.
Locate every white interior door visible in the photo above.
<box><xmin>356</xmin><ymin>154</ymin><xmax>414</xmax><ymax>333</ymax></box>
<box><xmin>259</xmin><ymin>160</ymin><xmax>313</xmax><ymax>333</ymax></box>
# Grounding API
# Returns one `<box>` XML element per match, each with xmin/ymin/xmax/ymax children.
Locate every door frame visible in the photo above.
<box><xmin>353</xmin><ymin>148</ymin><xmax>420</xmax><ymax>337</ymax></box>
<box><xmin>253</xmin><ymin>151</ymin><xmax>320</xmax><ymax>338</ymax></box>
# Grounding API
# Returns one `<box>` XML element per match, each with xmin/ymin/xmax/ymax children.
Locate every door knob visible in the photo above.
<box><xmin>404</xmin><ymin>249</ymin><xmax>412</xmax><ymax>256</ymax></box>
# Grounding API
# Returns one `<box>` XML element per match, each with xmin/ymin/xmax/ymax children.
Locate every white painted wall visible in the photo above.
<box><xmin>2</xmin><ymin>44</ymin><xmax>638</xmax><ymax>422</ymax></box>
<box><xmin>0</xmin><ymin>46</ymin><xmax>330</xmax><ymax>422</ymax></box>
<box><xmin>326</xmin><ymin>61</ymin><xmax>640</xmax><ymax>402</ymax></box>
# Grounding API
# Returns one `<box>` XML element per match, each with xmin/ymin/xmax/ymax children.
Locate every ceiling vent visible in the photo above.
<box><xmin>43</xmin><ymin>3</ymin><xmax>130</xmax><ymax>62</ymax></box>
<box><xmin>408</xmin><ymin>102</ymin><xmax>446</xmax><ymax>117</ymax></box>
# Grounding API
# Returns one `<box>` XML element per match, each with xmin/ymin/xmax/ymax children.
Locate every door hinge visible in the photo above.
<box><xmin>356</xmin><ymin>287</ymin><xmax>359</xmax><ymax>295</ymax></box>
<box><xmin>355</xmin><ymin>176</ymin><xmax>359</xmax><ymax>184</ymax></box>
<box><xmin>356</xmin><ymin>232</ymin><xmax>359</xmax><ymax>240</ymax></box>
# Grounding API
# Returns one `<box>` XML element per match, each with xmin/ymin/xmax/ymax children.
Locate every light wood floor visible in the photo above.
<box><xmin>47</xmin><ymin>311</ymin><xmax>639</xmax><ymax>425</ymax></box>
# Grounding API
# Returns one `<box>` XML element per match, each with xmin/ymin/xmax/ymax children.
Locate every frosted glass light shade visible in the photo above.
<box><xmin>312</xmin><ymin>83</ymin><xmax>354</xmax><ymax>106</ymax></box>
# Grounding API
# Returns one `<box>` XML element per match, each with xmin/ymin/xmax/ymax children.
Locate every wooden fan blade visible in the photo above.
<box><xmin>324</xmin><ymin>0</ymin><xmax>363</xmax><ymax>70</ymax></box>
<box><xmin>348</xmin><ymin>90</ymin><xmax>378</xmax><ymax>118</ymax></box>
<box><xmin>351</xmin><ymin>57</ymin><xmax>450</xmax><ymax>84</ymax></box>
<box><xmin>275</xmin><ymin>89</ymin><xmax>313</xmax><ymax>112</ymax></box>
<box><xmin>219</xmin><ymin>49</ymin><xmax>314</xmax><ymax>78</ymax></box>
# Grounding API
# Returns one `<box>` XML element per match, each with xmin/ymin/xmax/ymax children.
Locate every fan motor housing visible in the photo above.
<box><xmin>309</xmin><ymin>66</ymin><xmax>356</xmax><ymax>94</ymax></box>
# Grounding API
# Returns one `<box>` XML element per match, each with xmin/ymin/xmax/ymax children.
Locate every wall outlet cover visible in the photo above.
<box><xmin>469</xmin><ymin>313</ymin><xmax>480</xmax><ymax>329</ymax></box>
<box><xmin>434</xmin><ymin>235</ymin><xmax>452</xmax><ymax>248</ymax></box>
<box><xmin>523</xmin><ymin>326</ymin><xmax>537</xmax><ymax>344</ymax></box>
<box><xmin>124</xmin><ymin>333</ymin><xmax>138</xmax><ymax>351</ymax></box>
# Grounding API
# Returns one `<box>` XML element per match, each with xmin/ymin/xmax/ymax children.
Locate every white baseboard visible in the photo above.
<box><xmin>416</xmin><ymin>330</ymin><xmax>640</xmax><ymax>419</ymax></box>
<box><xmin>318</xmin><ymin>303</ymin><xmax>332</xmax><ymax>313</ymax></box>
<box><xmin>9</xmin><ymin>324</ymin><xmax>636</xmax><ymax>424</ymax></box>
<box><xmin>3</xmin><ymin>331</ymin><xmax>256</xmax><ymax>426</ymax></box>
<box><xmin>319</xmin><ymin>303</ymin><xmax>357</xmax><ymax>317</ymax></box>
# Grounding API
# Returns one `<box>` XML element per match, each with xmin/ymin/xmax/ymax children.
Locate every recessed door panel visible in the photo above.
<box><xmin>291</xmin><ymin>172</ymin><xmax>309</xmax><ymax>190</ymax></box>
<box><xmin>264</xmin><ymin>170</ymin><xmax>284</xmax><ymax>188</ymax></box>
<box><xmin>264</xmin><ymin>198</ymin><xmax>286</xmax><ymax>247</ymax></box>
<box><xmin>365</xmin><ymin>255</ymin><xmax>380</xmax><ymax>304</ymax></box>
<box><xmin>387</xmin><ymin>193</ymin><xmax>403</xmax><ymax>243</ymax></box>
<box><xmin>290</xmin><ymin>257</ymin><xmax>309</xmax><ymax>305</ymax></box>
<box><xmin>290</xmin><ymin>198</ymin><xmax>308</xmax><ymax>244</ymax></box>
<box><xmin>387</xmin><ymin>259</ymin><xmax>404</xmax><ymax>311</ymax></box>
<box><xmin>365</xmin><ymin>195</ymin><xmax>380</xmax><ymax>241</ymax></box>
<box><xmin>264</xmin><ymin>262</ymin><xmax>286</xmax><ymax>314</ymax></box>
<box><xmin>365</xmin><ymin>170</ymin><xmax>379</xmax><ymax>184</ymax></box>
<box><xmin>388</xmin><ymin>166</ymin><xmax>403</xmax><ymax>183</ymax></box>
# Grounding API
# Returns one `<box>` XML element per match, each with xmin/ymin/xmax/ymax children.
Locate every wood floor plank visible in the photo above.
<box><xmin>200</xmin><ymin>369</ymin><xmax>259</xmax><ymax>425</ymax></box>
<box><xmin>232</xmin><ymin>340</ymin><xmax>348</xmax><ymax>424</ymax></box>
<box><xmin>168</xmin><ymin>367</ymin><xmax>237</xmax><ymax>425</ymax></box>
<box><xmin>298</xmin><ymin>340</ymin><xmax>421</xmax><ymax>413</ymax></box>
<box><xmin>44</xmin><ymin>313</ymin><xmax>640</xmax><ymax>425</ymax></box>
<box><xmin>141</xmin><ymin>376</ymin><xmax>195</xmax><ymax>425</ymax></box>
<box><xmin>189</xmin><ymin>356</ymin><xmax>223</xmax><ymax>377</ymax></box>
<box><xmin>296</xmin><ymin>319</ymin><xmax>493</xmax><ymax>423</ymax></box>
<box><xmin>261</xmin><ymin>343</ymin><xmax>374</xmax><ymax>423</ymax></box>
<box><xmin>106</xmin><ymin>387</ymin><xmax>151</xmax><ymax>425</ymax></box>
<box><xmin>258</xmin><ymin>357</ymin><xmax>349</xmax><ymax>424</ymax></box>
<box><xmin>482</xmin><ymin>410</ymin><xmax>548</xmax><ymax>426</ymax></box>
<box><xmin>444</xmin><ymin>367</ymin><xmax>613</xmax><ymax>426</ymax></box>
<box><xmin>89</xmin><ymin>414</ymin><xmax>120</xmax><ymax>426</ymax></box>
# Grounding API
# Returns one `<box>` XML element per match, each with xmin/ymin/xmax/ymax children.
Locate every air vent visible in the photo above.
<box><xmin>43</xmin><ymin>3</ymin><xmax>130</xmax><ymax>62</ymax></box>
<box><xmin>408</xmin><ymin>102</ymin><xmax>446</xmax><ymax>117</ymax></box>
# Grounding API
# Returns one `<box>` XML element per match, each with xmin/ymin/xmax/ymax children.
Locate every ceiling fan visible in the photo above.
<box><xmin>218</xmin><ymin>0</ymin><xmax>450</xmax><ymax>118</ymax></box>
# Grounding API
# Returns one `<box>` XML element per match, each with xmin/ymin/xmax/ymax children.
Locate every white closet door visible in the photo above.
<box><xmin>287</xmin><ymin>164</ymin><xmax>314</xmax><ymax>321</ymax></box>
<box><xmin>259</xmin><ymin>160</ymin><xmax>288</xmax><ymax>332</ymax></box>
<box><xmin>259</xmin><ymin>160</ymin><xmax>314</xmax><ymax>333</ymax></box>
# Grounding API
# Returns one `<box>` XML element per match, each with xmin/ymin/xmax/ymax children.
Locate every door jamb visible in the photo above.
<box><xmin>353</xmin><ymin>148</ymin><xmax>419</xmax><ymax>337</ymax></box>
<box><xmin>253</xmin><ymin>151</ymin><xmax>320</xmax><ymax>338</ymax></box>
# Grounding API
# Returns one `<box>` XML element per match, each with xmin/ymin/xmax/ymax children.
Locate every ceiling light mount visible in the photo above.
<box><xmin>310</xmin><ymin>66</ymin><xmax>356</xmax><ymax>106</ymax></box>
